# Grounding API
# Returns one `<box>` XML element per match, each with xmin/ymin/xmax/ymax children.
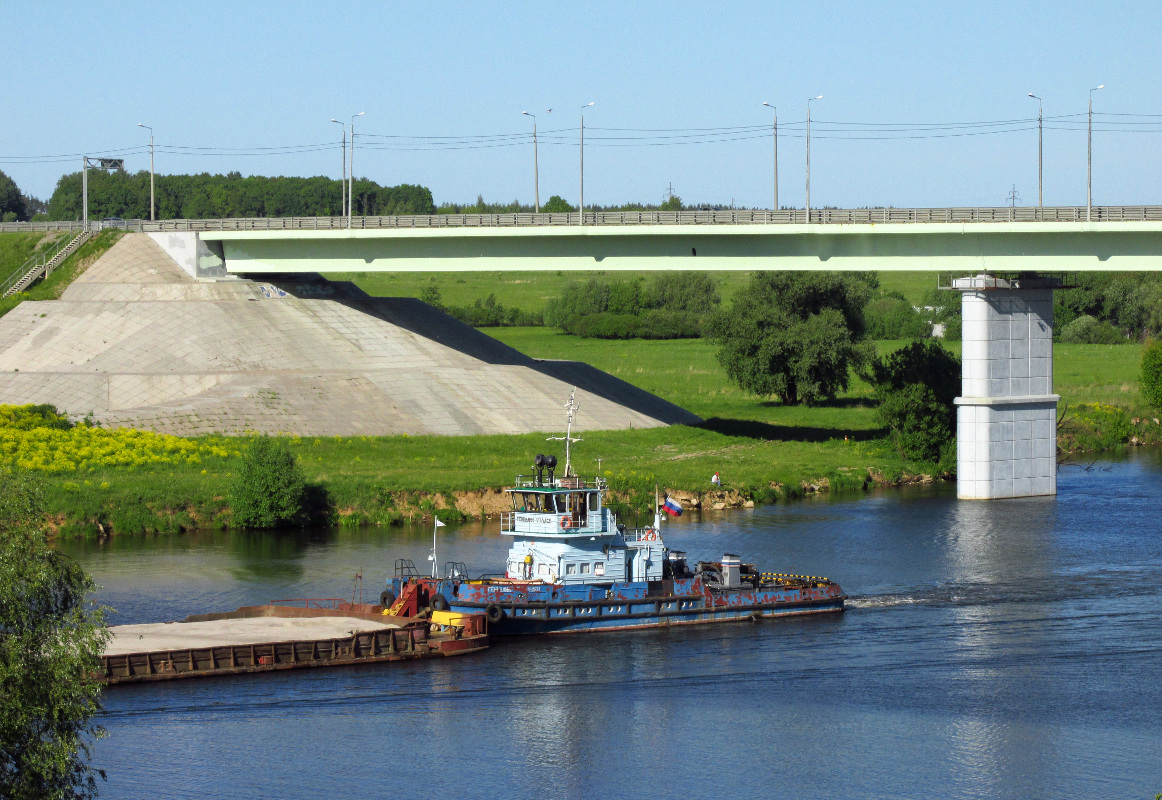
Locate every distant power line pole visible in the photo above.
<box><xmin>1088</xmin><ymin>84</ymin><xmax>1104</xmax><ymax>221</ymax></box>
<box><xmin>1027</xmin><ymin>94</ymin><xmax>1042</xmax><ymax>207</ymax></box>
<box><xmin>330</xmin><ymin>118</ymin><xmax>346</xmax><ymax>219</ymax></box>
<box><xmin>762</xmin><ymin>102</ymin><xmax>778</xmax><ymax>212</ymax></box>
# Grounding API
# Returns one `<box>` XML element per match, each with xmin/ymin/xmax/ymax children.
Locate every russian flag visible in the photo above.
<box><xmin>662</xmin><ymin>496</ymin><xmax>683</xmax><ymax>517</ymax></box>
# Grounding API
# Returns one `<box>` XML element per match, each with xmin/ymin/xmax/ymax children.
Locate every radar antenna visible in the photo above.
<box><xmin>546</xmin><ymin>389</ymin><xmax>582</xmax><ymax>477</ymax></box>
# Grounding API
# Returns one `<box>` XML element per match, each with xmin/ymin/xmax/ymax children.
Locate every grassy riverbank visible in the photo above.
<box><xmin>28</xmin><ymin>331</ymin><xmax>1158</xmax><ymax>538</ymax></box>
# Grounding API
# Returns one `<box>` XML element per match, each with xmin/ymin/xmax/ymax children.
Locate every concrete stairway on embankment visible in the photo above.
<box><xmin>0</xmin><ymin>234</ymin><xmax>699</xmax><ymax>436</ymax></box>
<box><xmin>1</xmin><ymin>230</ymin><xmax>92</xmax><ymax>298</ymax></box>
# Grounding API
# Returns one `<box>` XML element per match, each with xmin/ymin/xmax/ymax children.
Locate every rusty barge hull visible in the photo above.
<box><xmin>101</xmin><ymin>602</ymin><xmax>487</xmax><ymax>685</ymax></box>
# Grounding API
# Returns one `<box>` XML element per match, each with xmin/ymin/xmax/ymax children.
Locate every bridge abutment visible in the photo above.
<box><xmin>953</xmin><ymin>274</ymin><xmax>1061</xmax><ymax>499</ymax></box>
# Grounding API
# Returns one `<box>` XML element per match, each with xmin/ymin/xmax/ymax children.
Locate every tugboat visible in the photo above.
<box><xmin>381</xmin><ymin>392</ymin><xmax>845</xmax><ymax>634</ymax></box>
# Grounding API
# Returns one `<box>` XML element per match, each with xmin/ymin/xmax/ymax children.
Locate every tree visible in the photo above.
<box><xmin>868</xmin><ymin>340</ymin><xmax>961</xmax><ymax>464</ymax></box>
<box><xmin>541</xmin><ymin>195</ymin><xmax>575</xmax><ymax>213</ymax></box>
<box><xmin>229</xmin><ymin>436</ymin><xmax>307</xmax><ymax>528</ymax></box>
<box><xmin>1142</xmin><ymin>339</ymin><xmax>1162</xmax><ymax>409</ymax></box>
<box><xmin>0</xmin><ymin>169</ymin><xmax>26</xmax><ymax>222</ymax></box>
<box><xmin>1</xmin><ymin>469</ymin><xmax>109</xmax><ymax>800</ymax></box>
<box><xmin>705</xmin><ymin>272</ymin><xmax>874</xmax><ymax>405</ymax></box>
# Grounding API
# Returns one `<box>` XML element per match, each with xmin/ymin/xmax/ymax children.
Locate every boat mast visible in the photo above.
<box><xmin>546</xmin><ymin>389</ymin><xmax>583</xmax><ymax>477</ymax></box>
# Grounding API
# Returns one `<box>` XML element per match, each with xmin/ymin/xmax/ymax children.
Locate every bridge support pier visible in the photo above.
<box><xmin>953</xmin><ymin>274</ymin><xmax>1062</xmax><ymax>499</ymax></box>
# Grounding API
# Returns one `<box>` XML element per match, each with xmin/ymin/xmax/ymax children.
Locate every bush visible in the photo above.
<box><xmin>546</xmin><ymin>273</ymin><xmax>719</xmax><ymax>339</ymax></box>
<box><xmin>865</xmin><ymin>293</ymin><xmax>930</xmax><ymax>340</ymax></box>
<box><xmin>868</xmin><ymin>341</ymin><xmax>960</xmax><ymax>464</ymax></box>
<box><xmin>1060</xmin><ymin>314</ymin><xmax>1126</xmax><ymax>344</ymax></box>
<box><xmin>565</xmin><ymin>309</ymin><xmax>702</xmax><ymax>339</ymax></box>
<box><xmin>228</xmin><ymin>437</ymin><xmax>307</xmax><ymax>528</ymax></box>
<box><xmin>1142</xmin><ymin>340</ymin><xmax>1162</xmax><ymax>409</ymax></box>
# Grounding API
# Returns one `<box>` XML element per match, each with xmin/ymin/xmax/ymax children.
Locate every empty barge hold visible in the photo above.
<box><xmin>101</xmin><ymin>600</ymin><xmax>488</xmax><ymax>685</ymax></box>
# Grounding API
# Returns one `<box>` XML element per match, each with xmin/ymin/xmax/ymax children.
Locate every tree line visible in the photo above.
<box><xmin>41</xmin><ymin>170</ymin><xmax>435</xmax><ymax>221</ymax></box>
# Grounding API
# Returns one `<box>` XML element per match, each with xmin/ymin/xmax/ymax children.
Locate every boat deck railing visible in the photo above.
<box><xmin>511</xmin><ymin>475</ymin><xmax>605</xmax><ymax>491</ymax></box>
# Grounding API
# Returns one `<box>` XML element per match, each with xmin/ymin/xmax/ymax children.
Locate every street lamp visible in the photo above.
<box><xmin>580</xmin><ymin>102</ymin><xmax>594</xmax><ymax>225</ymax></box>
<box><xmin>1027</xmin><ymin>94</ymin><xmax>1042</xmax><ymax>208</ymax></box>
<box><xmin>806</xmin><ymin>95</ymin><xmax>823</xmax><ymax>222</ymax></box>
<box><xmin>137</xmin><ymin>123</ymin><xmax>155</xmax><ymax>221</ymax></box>
<box><xmin>522</xmin><ymin>110</ymin><xmax>547</xmax><ymax>213</ymax></box>
<box><xmin>762</xmin><ymin>102</ymin><xmax>778</xmax><ymax>213</ymax></box>
<box><xmin>349</xmin><ymin>111</ymin><xmax>365</xmax><ymax>228</ymax></box>
<box><xmin>330</xmin><ymin>118</ymin><xmax>346</xmax><ymax>221</ymax></box>
<box><xmin>1088</xmin><ymin>84</ymin><xmax>1104</xmax><ymax>221</ymax></box>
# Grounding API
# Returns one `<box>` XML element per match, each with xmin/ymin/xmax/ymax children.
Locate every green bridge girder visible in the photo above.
<box><xmin>199</xmin><ymin>221</ymin><xmax>1162</xmax><ymax>274</ymax></box>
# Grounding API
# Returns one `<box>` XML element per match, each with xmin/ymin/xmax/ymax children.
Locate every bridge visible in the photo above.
<box><xmin>9</xmin><ymin>207</ymin><xmax>1162</xmax><ymax>500</ymax></box>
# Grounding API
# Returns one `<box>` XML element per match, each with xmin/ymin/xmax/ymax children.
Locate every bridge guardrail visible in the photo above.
<box><xmin>2</xmin><ymin>205</ymin><xmax>1160</xmax><ymax>234</ymax></box>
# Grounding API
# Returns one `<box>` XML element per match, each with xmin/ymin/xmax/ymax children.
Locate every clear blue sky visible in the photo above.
<box><xmin>2</xmin><ymin>1</ymin><xmax>1160</xmax><ymax>209</ymax></box>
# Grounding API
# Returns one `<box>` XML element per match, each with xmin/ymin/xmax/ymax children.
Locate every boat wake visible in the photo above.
<box><xmin>848</xmin><ymin>569</ymin><xmax>1161</xmax><ymax>611</ymax></box>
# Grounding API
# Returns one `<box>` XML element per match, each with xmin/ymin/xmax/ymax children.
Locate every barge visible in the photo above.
<box><xmin>381</xmin><ymin>393</ymin><xmax>846</xmax><ymax>635</ymax></box>
<box><xmin>101</xmin><ymin>599</ymin><xmax>487</xmax><ymax>684</ymax></box>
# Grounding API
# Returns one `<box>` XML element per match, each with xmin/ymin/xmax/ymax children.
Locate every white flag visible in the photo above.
<box><xmin>434</xmin><ymin>518</ymin><xmax>446</xmax><ymax>527</ymax></box>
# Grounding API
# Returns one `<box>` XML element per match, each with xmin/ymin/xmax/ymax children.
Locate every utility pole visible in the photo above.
<box><xmin>523</xmin><ymin>110</ymin><xmax>547</xmax><ymax>212</ymax></box>
<box><xmin>1088</xmin><ymin>84</ymin><xmax>1104</xmax><ymax>222</ymax></box>
<box><xmin>579</xmin><ymin>102</ymin><xmax>594</xmax><ymax>225</ymax></box>
<box><xmin>137</xmin><ymin>123</ymin><xmax>155</xmax><ymax>221</ymax></box>
<box><xmin>1027</xmin><ymin>94</ymin><xmax>1042</xmax><ymax>208</ymax></box>
<box><xmin>330</xmin><ymin>119</ymin><xmax>346</xmax><ymax>220</ymax></box>
<box><xmin>762</xmin><ymin>102</ymin><xmax>778</xmax><ymax>212</ymax></box>
<box><xmin>349</xmin><ymin>111</ymin><xmax>364</xmax><ymax>228</ymax></box>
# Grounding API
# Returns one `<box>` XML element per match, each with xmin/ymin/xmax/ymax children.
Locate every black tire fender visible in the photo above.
<box><xmin>430</xmin><ymin>594</ymin><xmax>450</xmax><ymax>612</ymax></box>
<box><xmin>485</xmin><ymin>604</ymin><xmax>505</xmax><ymax>624</ymax></box>
<box><xmin>380</xmin><ymin>590</ymin><xmax>395</xmax><ymax>608</ymax></box>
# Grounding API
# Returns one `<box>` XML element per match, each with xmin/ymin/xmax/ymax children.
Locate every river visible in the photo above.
<box><xmin>64</xmin><ymin>448</ymin><xmax>1162</xmax><ymax>799</ymax></box>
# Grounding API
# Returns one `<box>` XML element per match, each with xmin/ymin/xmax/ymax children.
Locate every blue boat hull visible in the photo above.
<box><xmin>451</xmin><ymin>597</ymin><xmax>845</xmax><ymax>635</ymax></box>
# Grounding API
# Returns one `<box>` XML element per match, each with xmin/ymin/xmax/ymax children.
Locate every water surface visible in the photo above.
<box><xmin>66</xmin><ymin>449</ymin><xmax>1162</xmax><ymax>799</ymax></box>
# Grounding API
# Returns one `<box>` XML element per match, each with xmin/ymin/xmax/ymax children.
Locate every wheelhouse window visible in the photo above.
<box><xmin>580</xmin><ymin>563</ymin><xmax>591</xmax><ymax>574</ymax></box>
<box><xmin>566</xmin><ymin>564</ymin><xmax>577</xmax><ymax>575</ymax></box>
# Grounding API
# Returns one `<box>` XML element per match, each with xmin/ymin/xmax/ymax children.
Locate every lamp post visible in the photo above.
<box><xmin>579</xmin><ymin>102</ymin><xmax>594</xmax><ymax>225</ymax></box>
<box><xmin>806</xmin><ymin>95</ymin><xmax>823</xmax><ymax>222</ymax></box>
<box><xmin>330</xmin><ymin>118</ymin><xmax>346</xmax><ymax>221</ymax></box>
<box><xmin>523</xmin><ymin>111</ymin><xmax>541</xmax><ymax>213</ymax></box>
<box><xmin>1027</xmin><ymin>94</ymin><xmax>1042</xmax><ymax>208</ymax></box>
<box><xmin>349</xmin><ymin>111</ymin><xmax>365</xmax><ymax>228</ymax></box>
<box><xmin>762</xmin><ymin>102</ymin><xmax>778</xmax><ymax>213</ymax></box>
<box><xmin>137</xmin><ymin>123</ymin><xmax>155</xmax><ymax>221</ymax></box>
<box><xmin>1088</xmin><ymin>84</ymin><xmax>1104</xmax><ymax>222</ymax></box>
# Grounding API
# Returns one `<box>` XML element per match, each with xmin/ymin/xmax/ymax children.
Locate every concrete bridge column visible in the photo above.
<box><xmin>953</xmin><ymin>274</ymin><xmax>1062</xmax><ymax>499</ymax></box>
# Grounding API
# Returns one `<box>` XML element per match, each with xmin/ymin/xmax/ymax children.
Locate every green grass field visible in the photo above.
<box><xmin>331</xmin><ymin>269</ymin><xmax>945</xmax><ymax>313</ymax></box>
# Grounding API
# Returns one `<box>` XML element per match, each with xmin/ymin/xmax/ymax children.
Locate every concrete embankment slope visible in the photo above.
<box><xmin>0</xmin><ymin>234</ymin><xmax>699</xmax><ymax>435</ymax></box>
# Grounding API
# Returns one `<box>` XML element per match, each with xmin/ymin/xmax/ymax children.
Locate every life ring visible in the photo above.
<box><xmin>380</xmin><ymin>590</ymin><xmax>395</xmax><ymax>608</ymax></box>
<box><xmin>485</xmin><ymin>604</ymin><xmax>506</xmax><ymax>624</ymax></box>
<box><xmin>560</xmin><ymin>516</ymin><xmax>572</xmax><ymax>528</ymax></box>
<box><xmin>430</xmin><ymin>594</ymin><xmax>450</xmax><ymax>612</ymax></box>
